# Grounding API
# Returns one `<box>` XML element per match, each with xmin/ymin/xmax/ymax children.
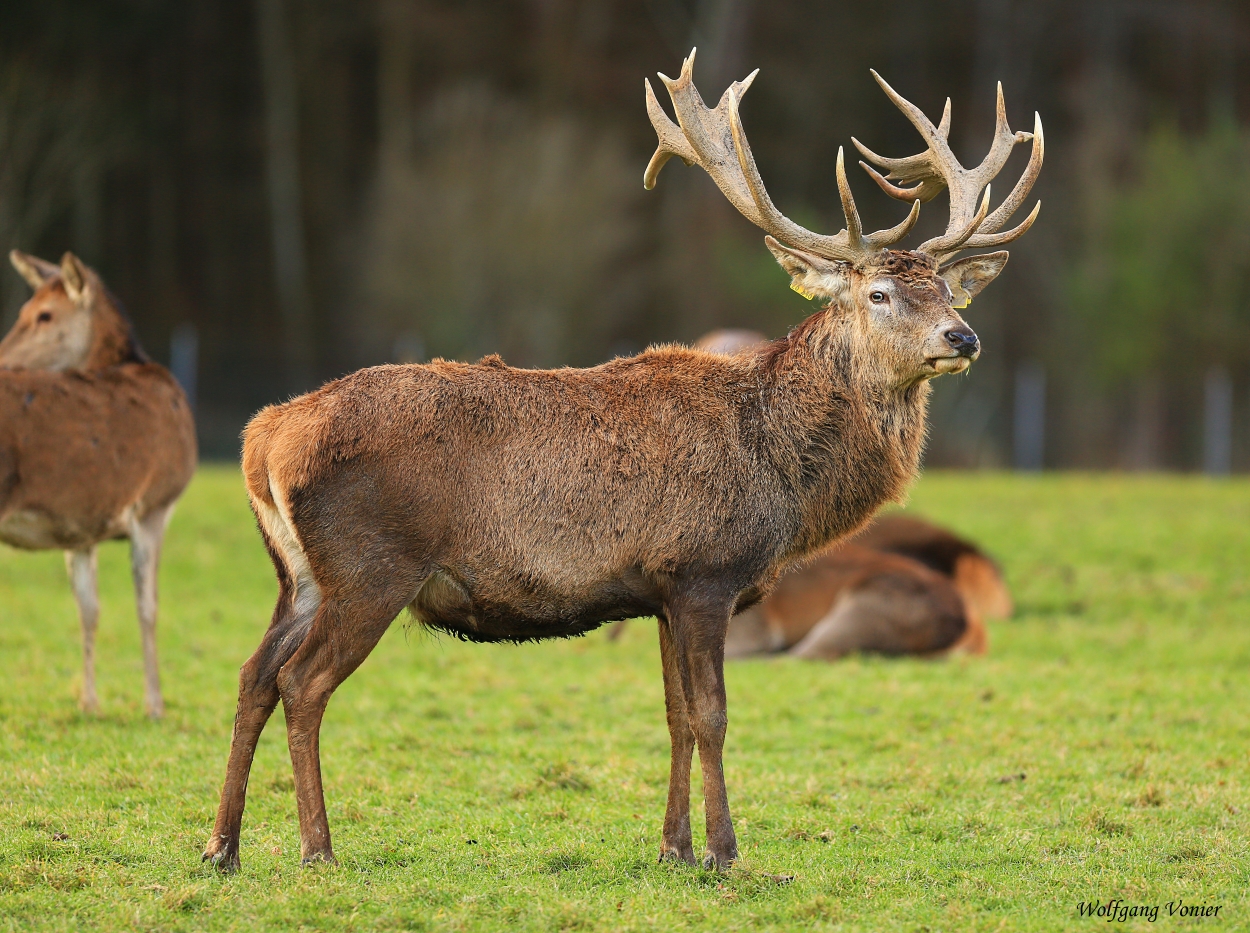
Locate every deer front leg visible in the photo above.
<box><xmin>65</xmin><ymin>548</ymin><xmax>99</xmax><ymax>714</ymax></box>
<box><xmin>129</xmin><ymin>505</ymin><xmax>173</xmax><ymax>718</ymax></box>
<box><xmin>671</xmin><ymin>604</ymin><xmax>737</xmax><ymax>870</ymax></box>
<box><xmin>657</xmin><ymin>615</ymin><xmax>696</xmax><ymax>864</ymax></box>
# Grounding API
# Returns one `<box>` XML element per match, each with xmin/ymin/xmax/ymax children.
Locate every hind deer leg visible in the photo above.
<box><xmin>657</xmin><ymin>615</ymin><xmax>696</xmax><ymax>864</ymax></box>
<box><xmin>670</xmin><ymin>602</ymin><xmax>737</xmax><ymax>870</ymax></box>
<box><xmin>65</xmin><ymin>548</ymin><xmax>99</xmax><ymax>714</ymax></box>
<box><xmin>129</xmin><ymin>505</ymin><xmax>173</xmax><ymax>718</ymax></box>
<box><xmin>203</xmin><ymin>568</ymin><xmax>318</xmax><ymax>872</ymax></box>
<box><xmin>276</xmin><ymin>591</ymin><xmax>402</xmax><ymax>865</ymax></box>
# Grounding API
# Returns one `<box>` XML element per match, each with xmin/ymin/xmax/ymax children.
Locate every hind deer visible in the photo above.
<box><xmin>854</xmin><ymin>513</ymin><xmax>1013</xmax><ymax>624</ymax></box>
<box><xmin>203</xmin><ymin>49</ymin><xmax>1042</xmax><ymax>871</ymax></box>
<box><xmin>0</xmin><ymin>251</ymin><xmax>197</xmax><ymax>718</ymax></box>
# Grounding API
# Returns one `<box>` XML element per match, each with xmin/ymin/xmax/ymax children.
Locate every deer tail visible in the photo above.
<box><xmin>952</xmin><ymin>552</ymin><xmax>1013</xmax><ymax>621</ymax></box>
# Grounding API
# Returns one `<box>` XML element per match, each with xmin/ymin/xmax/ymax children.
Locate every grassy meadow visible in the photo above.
<box><xmin>0</xmin><ymin>467</ymin><xmax>1247</xmax><ymax>931</ymax></box>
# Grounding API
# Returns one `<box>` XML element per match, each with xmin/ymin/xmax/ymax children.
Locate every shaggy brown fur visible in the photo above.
<box><xmin>609</xmin><ymin>334</ymin><xmax>1007</xmax><ymax>655</ymax></box>
<box><xmin>722</xmin><ymin>514</ymin><xmax>1015</xmax><ymax>660</ymax></box>
<box><xmin>0</xmin><ymin>252</ymin><xmax>197</xmax><ymax>717</ymax></box>
<box><xmin>204</xmin><ymin>60</ymin><xmax>1022</xmax><ymax>873</ymax></box>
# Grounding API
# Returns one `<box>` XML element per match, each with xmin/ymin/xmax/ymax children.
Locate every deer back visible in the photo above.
<box><xmin>0</xmin><ymin>364</ymin><xmax>196</xmax><ymax>550</ymax></box>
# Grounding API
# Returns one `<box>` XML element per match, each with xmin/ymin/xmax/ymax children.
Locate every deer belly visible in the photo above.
<box><xmin>0</xmin><ymin>508</ymin><xmax>118</xmax><ymax>551</ymax></box>
<box><xmin>409</xmin><ymin>569</ymin><xmax>658</xmax><ymax>643</ymax></box>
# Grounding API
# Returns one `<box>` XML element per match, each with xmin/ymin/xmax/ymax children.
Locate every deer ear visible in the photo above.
<box><xmin>9</xmin><ymin>251</ymin><xmax>60</xmax><ymax>291</ymax></box>
<box><xmin>59</xmin><ymin>252</ymin><xmax>89</xmax><ymax>304</ymax></box>
<box><xmin>764</xmin><ymin>236</ymin><xmax>848</xmax><ymax>301</ymax></box>
<box><xmin>939</xmin><ymin>251</ymin><xmax>1009</xmax><ymax>308</ymax></box>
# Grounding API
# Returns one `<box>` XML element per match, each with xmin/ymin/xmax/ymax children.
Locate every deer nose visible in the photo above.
<box><xmin>944</xmin><ymin>327</ymin><xmax>979</xmax><ymax>357</ymax></box>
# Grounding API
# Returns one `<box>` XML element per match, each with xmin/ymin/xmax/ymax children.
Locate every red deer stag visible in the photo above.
<box><xmin>0</xmin><ymin>251</ymin><xmax>197</xmax><ymax>717</ymax></box>
<box><xmin>203</xmin><ymin>49</ymin><xmax>1042</xmax><ymax>872</ymax></box>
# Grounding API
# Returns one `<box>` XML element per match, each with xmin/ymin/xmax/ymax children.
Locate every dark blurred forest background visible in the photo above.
<box><xmin>2</xmin><ymin>0</ymin><xmax>1249</xmax><ymax>466</ymax></box>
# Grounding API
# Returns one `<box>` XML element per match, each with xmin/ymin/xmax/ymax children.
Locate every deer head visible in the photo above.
<box><xmin>645</xmin><ymin>50</ymin><xmax>1042</xmax><ymax>385</ymax></box>
<box><xmin>1</xmin><ymin>250</ymin><xmax>144</xmax><ymax>372</ymax></box>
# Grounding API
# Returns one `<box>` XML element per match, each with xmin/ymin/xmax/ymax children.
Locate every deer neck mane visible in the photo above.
<box><xmin>760</xmin><ymin>307</ymin><xmax>931</xmax><ymax>557</ymax></box>
<box><xmin>83</xmin><ymin>289</ymin><xmax>149</xmax><ymax>370</ymax></box>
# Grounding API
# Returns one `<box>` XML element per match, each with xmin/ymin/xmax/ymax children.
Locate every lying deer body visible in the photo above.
<box><xmin>725</xmin><ymin>542</ymin><xmax>975</xmax><ymax>659</ymax></box>
<box><xmin>0</xmin><ymin>252</ymin><xmax>197</xmax><ymax>717</ymax></box>
<box><xmin>205</xmin><ymin>50</ymin><xmax>1042</xmax><ymax>871</ymax></box>
<box><xmin>725</xmin><ymin>515</ymin><xmax>1015</xmax><ymax>660</ymax></box>
<box><xmin>856</xmin><ymin>514</ymin><xmax>1014</xmax><ymax>625</ymax></box>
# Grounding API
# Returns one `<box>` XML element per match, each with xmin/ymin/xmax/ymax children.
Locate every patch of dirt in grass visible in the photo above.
<box><xmin>540</xmin><ymin>850</ymin><xmax>590</xmax><ymax>874</ymax></box>
<box><xmin>1134</xmin><ymin>784</ymin><xmax>1164</xmax><ymax>807</ymax></box>
<box><xmin>513</xmin><ymin>761</ymin><xmax>593</xmax><ymax>798</ymax></box>
<box><xmin>160</xmin><ymin>883</ymin><xmax>211</xmax><ymax>912</ymax></box>
<box><xmin>1083</xmin><ymin>809</ymin><xmax>1131</xmax><ymax>837</ymax></box>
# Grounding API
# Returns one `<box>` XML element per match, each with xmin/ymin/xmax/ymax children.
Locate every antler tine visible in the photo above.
<box><xmin>834</xmin><ymin>148</ymin><xmax>864</xmax><ymax>250</ymax></box>
<box><xmin>965</xmin><ymin>113</ymin><xmax>1044</xmax><ymax>234</ymax></box>
<box><xmin>856</xmin><ymin>71</ymin><xmax>1042</xmax><ymax>261</ymax></box>
<box><xmin>645</xmin><ymin>50</ymin><xmax>919</xmax><ymax>264</ymax></box>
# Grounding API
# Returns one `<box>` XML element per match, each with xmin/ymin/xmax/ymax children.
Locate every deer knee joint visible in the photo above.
<box><xmin>693</xmin><ymin>709</ymin><xmax>728</xmax><ymax>739</ymax></box>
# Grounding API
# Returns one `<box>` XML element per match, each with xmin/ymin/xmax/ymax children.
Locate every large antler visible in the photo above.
<box><xmin>644</xmin><ymin>49</ymin><xmax>919</xmax><ymax>264</ymax></box>
<box><xmin>853</xmin><ymin>71</ymin><xmax>1043</xmax><ymax>264</ymax></box>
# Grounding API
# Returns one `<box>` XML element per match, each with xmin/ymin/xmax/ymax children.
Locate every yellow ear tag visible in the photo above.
<box><xmin>790</xmin><ymin>281</ymin><xmax>816</xmax><ymax>300</ymax></box>
<box><xmin>952</xmin><ymin>296</ymin><xmax>970</xmax><ymax>309</ymax></box>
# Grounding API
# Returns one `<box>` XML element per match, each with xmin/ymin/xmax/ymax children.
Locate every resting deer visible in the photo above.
<box><xmin>854</xmin><ymin>514</ymin><xmax>1013</xmax><ymax>624</ymax></box>
<box><xmin>0</xmin><ymin>251</ymin><xmax>197</xmax><ymax>717</ymax></box>
<box><xmin>203</xmin><ymin>49</ymin><xmax>1042</xmax><ymax>871</ymax></box>
<box><xmin>724</xmin><ymin>515</ymin><xmax>1012</xmax><ymax>659</ymax></box>
<box><xmin>723</xmin><ymin>542</ymin><xmax>973</xmax><ymax>658</ymax></box>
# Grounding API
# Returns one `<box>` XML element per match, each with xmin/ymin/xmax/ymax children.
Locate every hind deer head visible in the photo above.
<box><xmin>2</xmin><ymin>250</ymin><xmax>142</xmax><ymax>372</ymax></box>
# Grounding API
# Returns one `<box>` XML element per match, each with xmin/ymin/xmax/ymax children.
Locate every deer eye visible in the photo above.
<box><xmin>869</xmin><ymin>291</ymin><xmax>887</xmax><ymax>303</ymax></box>
<box><xmin>36</xmin><ymin>311</ymin><xmax>52</xmax><ymax>323</ymax></box>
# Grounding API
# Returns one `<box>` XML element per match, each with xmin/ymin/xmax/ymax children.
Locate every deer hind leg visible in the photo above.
<box><xmin>204</xmin><ymin>504</ymin><xmax>321</xmax><ymax>872</ymax></box>
<box><xmin>129</xmin><ymin>504</ymin><xmax>174</xmax><ymax>718</ymax></box>
<box><xmin>277</xmin><ymin>587</ymin><xmax>407</xmax><ymax>865</ymax></box>
<box><xmin>669</xmin><ymin>601</ymin><xmax>737</xmax><ymax>870</ymax></box>
<box><xmin>657</xmin><ymin>615</ymin><xmax>696</xmax><ymax>864</ymax></box>
<box><xmin>65</xmin><ymin>548</ymin><xmax>100</xmax><ymax>714</ymax></box>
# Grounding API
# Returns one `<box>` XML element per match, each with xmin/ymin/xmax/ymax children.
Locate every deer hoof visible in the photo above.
<box><xmin>658</xmin><ymin>844</ymin><xmax>696</xmax><ymax>866</ymax></box>
<box><xmin>301</xmin><ymin>850</ymin><xmax>337</xmax><ymax>868</ymax></box>
<box><xmin>202</xmin><ymin>837</ymin><xmax>240</xmax><ymax>873</ymax></box>
<box><xmin>701</xmin><ymin>849</ymin><xmax>737</xmax><ymax>871</ymax></box>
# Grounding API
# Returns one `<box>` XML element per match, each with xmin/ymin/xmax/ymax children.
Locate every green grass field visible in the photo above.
<box><xmin>0</xmin><ymin>468</ymin><xmax>1246</xmax><ymax>932</ymax></box>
